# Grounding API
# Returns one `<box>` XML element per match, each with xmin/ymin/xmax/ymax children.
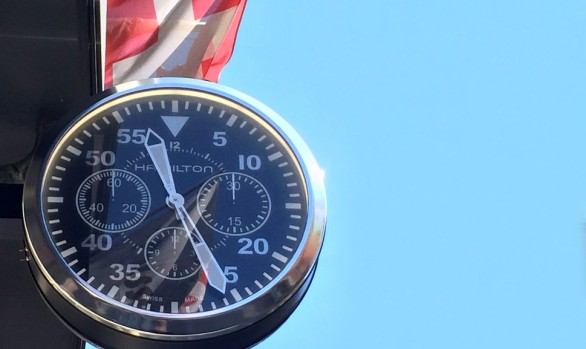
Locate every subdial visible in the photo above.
<box><xmin>144</xmin><ymin>227</ymin><xmax>201</xmax><ymax>280</ymax></box>
<box><xmin>197</xmin><ymin>172</ymin><xmax>271</xmax><ymax>236</ymax></box>
<box><xmin>76</xmin><ymin>169</ymin><xmax>151</xmax><ymax>233</ymax></box>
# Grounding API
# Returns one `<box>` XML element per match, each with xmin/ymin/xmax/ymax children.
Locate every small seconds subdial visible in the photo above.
<box><xmin>144</xmin><ymin>227</ymin><xmax>201</xmax><ymax>280</ymax></box>
<box><xmin>197</xmin><ymin>172</ymin><xmax>271</xmax><ymax>236</ymax></box>
<box><xmin>76</xmin><ymin>169</ymin><xmax>150</xmax><ymax>232</ymax></box>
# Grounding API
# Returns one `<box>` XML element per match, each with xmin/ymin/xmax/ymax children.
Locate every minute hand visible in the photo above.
<box><xmin>145</xmin><ymin>129</ymin><xmax>177</xmax><ymax>195</ymax></box>
<box><xmin>176</xmin><ymin>204</ymin><xmax>226</xmax><ymax>293</ymax></box>
<box><xmin>144</xmin><ymin>129</ymin><xmax>227</xmax><ymax>293</ymax></box>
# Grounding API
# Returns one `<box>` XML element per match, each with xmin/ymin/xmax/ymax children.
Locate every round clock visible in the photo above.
<box><xmin>22</xmin><ymin>78</ymin><xmax>326</xmax><ymax>349</ymax></box>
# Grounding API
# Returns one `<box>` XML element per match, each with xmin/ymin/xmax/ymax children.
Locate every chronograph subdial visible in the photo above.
<box><xmin>144</xmin><ymin>227</ymin><xmax>202</xmax><ymax>280</ymax></box>
<box><xmin>76</xmin><ymin>169</ymin><xmax>151</xmax><ymax>233</ymax></box>
<box><xmin>197</xmin><ymin>172</ymin><xmax>271</xmax><ymax>236</ymax></box>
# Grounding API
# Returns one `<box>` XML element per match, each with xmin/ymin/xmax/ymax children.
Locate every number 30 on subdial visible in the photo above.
<box><xmin>197</xmin><ymin>172</ymin><xmax>271</xmax><ymax>236</ymax></box>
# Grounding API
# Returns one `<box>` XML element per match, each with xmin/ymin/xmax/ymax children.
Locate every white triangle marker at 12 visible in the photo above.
<box><xmin>161</xmin><ymin>115</ymin><xmax>189</xmax><ymax>137</ymax></box>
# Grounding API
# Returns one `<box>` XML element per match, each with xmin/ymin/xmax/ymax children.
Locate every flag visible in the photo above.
<box><xmin>102</xmin><ymin>0</ymin><xmax>247</xmax><ymax>89</ymax></box>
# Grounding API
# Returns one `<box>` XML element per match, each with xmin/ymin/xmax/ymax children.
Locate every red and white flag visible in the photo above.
<box><xmin>101</xmin><ymin>0</ymin><xmax>246</xmax><ymax>89</ymax></box>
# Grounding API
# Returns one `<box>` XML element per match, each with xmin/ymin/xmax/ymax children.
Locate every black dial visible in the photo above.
<box><xmin>23</xmin><ymin>78</ymin><xmax>326</xmax><ymax>348</ymax></box>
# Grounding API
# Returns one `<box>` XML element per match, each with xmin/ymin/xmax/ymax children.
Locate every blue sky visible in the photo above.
<box><xmin>85</xmin><ymin>2</ymin><xmax>586</xmax><ymax>348</ymax></box>
<box><xmin>221</xmin><ymin>1</ymin><xmax>586</xmax><ymax>348</ymax></box>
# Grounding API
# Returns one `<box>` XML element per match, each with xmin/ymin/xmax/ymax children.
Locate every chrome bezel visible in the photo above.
<box><xmin>23</xmin><ymin>77</ymin><xmax>326</xmax><ymax>342</ymax></box>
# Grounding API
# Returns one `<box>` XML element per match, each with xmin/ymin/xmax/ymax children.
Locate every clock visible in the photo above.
<box><xmin>22</xmin><ymin>77</ymin><xmax>326</xmax><ymax>348</ymax></box>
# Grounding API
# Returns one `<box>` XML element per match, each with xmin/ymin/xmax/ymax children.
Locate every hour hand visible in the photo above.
<box><xmin>145</xmin><ymin>128</ymin><xmax>176</xmax><ymax>195</ymax></box>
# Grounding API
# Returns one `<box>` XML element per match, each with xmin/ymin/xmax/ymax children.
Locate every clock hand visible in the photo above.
<box><xmin>145</xmin><ymin>129</ymin><xmax>177</xmax><ymax>195</ymax></box>
<box><xmin>231</xmin><ymin>172</ymin><xmax>236</xmax><ymax>201</ymax></box>
<box><xmin>176</xmin><ymin>204</ymin><xmax>226</xmax><ymax>294</ymax></box>
<box><xmin>144</xmin><ymin>128</ymin><xmax>227</xmax><ymax>293</ymax></box>
<box><xmin>173</xmin><ymin>230</ymin><xmax>177</xmax><ymax>251</ymax></box>
<box><xmin>111</xmin><ymin>170</ymin><xmax>116</xmax><ymax>198</ymax></box>
<box><xmin>141</xmin><ymin>168</ymin><xmax>225</xmax><ymax>223</ymax></box>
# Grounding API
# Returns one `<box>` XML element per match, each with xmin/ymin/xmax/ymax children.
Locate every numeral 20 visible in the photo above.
<box><xmin>238</xmin><ymin>238</ymin><xmax>268</xmax><ymax>255</ymax></box>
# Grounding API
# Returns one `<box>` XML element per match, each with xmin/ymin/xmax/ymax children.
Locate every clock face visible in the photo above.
<box><xmin>25</xmin><ymin>79</ymin><xmax>324</xmax><ymax>335</ymax></box>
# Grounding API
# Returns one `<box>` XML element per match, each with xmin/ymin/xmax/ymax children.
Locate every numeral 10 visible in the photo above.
<box><xmin>239</xmin><ymin>155</ymin><xmax>261</xmax><ymax>170</ymax></box>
